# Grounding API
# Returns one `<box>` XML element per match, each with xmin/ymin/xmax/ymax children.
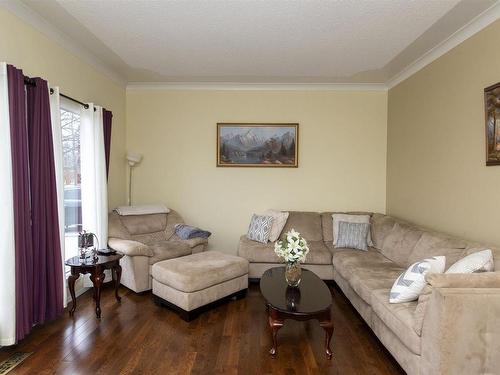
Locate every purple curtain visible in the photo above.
<box><xmin>26</xmin><ymin>77</ymin><xmax>64</xmax><ymax>326</ymax></box>
<box><xmin>7</xmin><ymin>65</ymin><xmax>34</xmax><ymax>342</ymax></box>
<box><xmin>7</xmin><ymin>65</ymin><xmax>64</xmax><ymax>342</ymax></box>
<box><xmin>103</xmin><ymin>109</ymin><xmax>113</xmax><ymax>180</ymax></box>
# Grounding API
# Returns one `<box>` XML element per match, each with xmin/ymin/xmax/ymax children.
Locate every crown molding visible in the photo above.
<box><xmin>1</xmin><ymin>0</ymin><xmax>127</xmax><ymax>86</ymax></box>
<box><xmin>126</xmin><ymin>82</ymin><xmax>388</xmax><ymax>91</ymax></box>
<box><xmin>387</xmin><ymin>1</ymin><xmax>500</xmax><ymax>89</ymax></box>
<box><xmin>3</xmin><ymin>0</ymin><xmax>498</xmax><ymax>90</ymax></box>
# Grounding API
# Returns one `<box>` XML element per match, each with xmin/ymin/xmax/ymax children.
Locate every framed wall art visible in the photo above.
<box><xmin>217</xmin><ymin>123</ymin><xmax>298</xmax><ymax>167</ymax></box>
<box><xmin>485</xmin><ymin>82</ymin><xmax>500</xmax><ymax>165</ymax></box>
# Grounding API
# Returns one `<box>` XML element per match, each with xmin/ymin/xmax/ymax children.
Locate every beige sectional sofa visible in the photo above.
<box><xmin>238</xmin><ymin>211</ymin><xmax>337</xmax><ymax>280</ymax></box>
<box><xmin>108</xmin><ymin>210</ymin><xmax>208</xmax><ymax>293</ymax></box>
<box><xmin>237</xmin><ymin>211</ymin><xmax>500</xmax><ymax>375</ymax></box>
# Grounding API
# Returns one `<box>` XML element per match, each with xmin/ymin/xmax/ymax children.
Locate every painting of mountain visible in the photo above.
<box><xmin>217</xmin><ymin>123</ymin><xmax>298</xmax><ymax>167</ymax></box>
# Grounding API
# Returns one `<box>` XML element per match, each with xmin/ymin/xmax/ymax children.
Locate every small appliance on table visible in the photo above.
<box><xmin>65</xmin><ymin>253</ymin><xmax>123</xmax><ymax>319</ymax></box>
<box><xmin>260</xmin><ymin>267</ymin><xmax>334</xmax><ymax>359</ymax></box>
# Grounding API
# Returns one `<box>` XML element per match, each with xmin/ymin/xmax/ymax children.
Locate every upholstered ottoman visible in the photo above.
<box><xmin>152</xmin><ymin>251</ymin><xmax>249</xmax><ymax>320</ymax></box>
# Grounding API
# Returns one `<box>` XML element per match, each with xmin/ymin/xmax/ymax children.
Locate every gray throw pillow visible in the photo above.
<box><xmin>335</xmin><ymin>221</ymin><xmax>370</xmax><ymax>251</ymax></box>
<box><xmin>247</xmin><ymin>214</ymin><xmax>274</xmax><ymax>244</ymax></box>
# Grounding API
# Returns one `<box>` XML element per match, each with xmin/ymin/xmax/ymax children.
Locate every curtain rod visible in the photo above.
<box><xmin>49</xmin><ymin>88</ymin><xmax>92</xmax><ymax>110</ymax></box>
<box><xmin>23</xmin><ymin>75</ymin><xmax>95</xmax><ymax>112</ymax></box>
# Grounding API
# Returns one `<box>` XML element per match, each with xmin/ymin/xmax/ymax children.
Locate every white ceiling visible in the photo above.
<box><xmin>11</xmin><ymin>0</ymin><xmax>500</xmax><ymax>85</ymax></box>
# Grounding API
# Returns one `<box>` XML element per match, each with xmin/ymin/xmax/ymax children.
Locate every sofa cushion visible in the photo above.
<box><xmin>324</xmin><ymin>241</ymin><xmax>335</xmax><ymax>252</ymax></box>
<box><xmin>238</xmin><ymin>236</ymin><xmax>332</xmax><ymax>265</ymax></box>
<box><xmin>303</xmin><ymin>241</ymin><xmax>332</xmax><ymax>265</ymax></box>
<box><xmin>164</xmin><ymin>210</ymin><xmax>185</xmax><ymax>240</ymax></box>
<box><xmin>108</xmin><ymin>212</ymin><xmax>131</xmax><ymax>239</ymax></box>
<box><xmin>321</xmin><ymin>212</ymin><xmax>335</xmax><ymax>242</ymax></box>
<box><xmin>332</xmin><ymin>249</ymin><xmax>404</xmax><ymax>304</ymax></box>
<box><xmin>148</xmin><ymin>240</ymin><xmax>192</xmax><ymax>264</ymax></box>
<box><xmin>152</xmin><ymin>251</ymin><xmax>249</xmax><ymax>293</ymax></box>
<box><xmin>238</xmin><ymin>235</ymin><xmax>279</xmax><ymax>263</ymax></box>
<box><xmin>407</xmin><ymin>231</ymin><xmax>467</xmax><ymax>269</ymax></box>
<box><xmin>131</xmin><ymin>231</ymin><xmax>169</xmax><ymax>246</ymax></box>
<box><xmin>413</xmin><ymin>286</ymin><xmax>432</xmax><ymax>335</ymax></box>
<box><xmin>281</xmin><ymin>211</ymin><xmax>323</xmax><ymax>242</ymax></box>
<box><xmin>380</xmin><ymin>222</ymin><xmax>424</xmax><ymax>267</ymax></box>
<box><xmin>119</xmin><ymin>213</ymin><xmax>167</xmax><ymax>235</ymax></box>
<box><xmin>371</xmin><ymin>213</ymin><xmax>397</xmax><ymax>250</ymax></box>
<box><xmin>371</xmin><ymin>289</ymin><xmax>421</xmax><ymax>355</ymax></box>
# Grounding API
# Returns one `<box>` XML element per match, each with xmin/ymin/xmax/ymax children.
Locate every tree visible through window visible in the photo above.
<box><xmin>61</xmin><ymin>107</ymin><xmax>81</xmax><ymax>260</ymax></box>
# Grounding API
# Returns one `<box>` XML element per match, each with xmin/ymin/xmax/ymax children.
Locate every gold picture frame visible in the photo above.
<box><xmin>217</xmin><ymin>123</ymin><xmax>298</xmax><ymax>167</ymax></box>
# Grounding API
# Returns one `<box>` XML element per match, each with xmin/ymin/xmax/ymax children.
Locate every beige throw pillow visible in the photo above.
<box><xmin>332</xmin><ymin>214</ymin><xmax>373</xmax><ymax>247</ymax></box>
<box><xmin>264</xmin><ymin>210</ymin><xmax>289</xmax><ymax>242</ymax></box>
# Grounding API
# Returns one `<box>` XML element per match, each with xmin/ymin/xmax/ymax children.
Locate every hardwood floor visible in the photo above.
<box><xmin>0</xmin><ymin>283</ymin><xmax>404</xmax><ymax>375</ymax></box>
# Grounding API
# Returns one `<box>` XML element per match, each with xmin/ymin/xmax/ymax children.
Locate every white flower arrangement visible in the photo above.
<box><xmin>274</xmin><ymin>229</ymin><xmax>309</xmax><ymax>264</ymax></box>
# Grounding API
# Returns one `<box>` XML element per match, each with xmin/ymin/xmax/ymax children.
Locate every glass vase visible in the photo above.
<box><xmin>285</xmin><ymin>286</ymin><xmax>301</xmax><ymax>311</ymax></box>
<box><xmin>285</xmin><ymin>263</ymin><xmax>302</xmax><ymax>287</ymax></box>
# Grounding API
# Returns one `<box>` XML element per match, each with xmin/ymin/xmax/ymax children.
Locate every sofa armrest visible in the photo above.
<box><xmin>426</xmin><ymin>271</ymin><xmax>500</xmax><ymax>288</ymax></box>
<box><xmin>182</xmin><ymin>237</ymin><xmax>208</xmax><ymax>249</ymax></box>
<box><xmin>420</xmin><ymin>287</ymin><xmax>500</xmax><ymax>375</ymax></box>
<box><xmin>108</xmin><ymin>238</ymin><xmax>153</xmax><ymax>257</ymax></box>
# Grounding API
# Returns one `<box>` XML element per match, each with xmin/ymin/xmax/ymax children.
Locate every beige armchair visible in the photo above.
<box><xmin>108</xmin><ymin>210</ymin><xmax>208</xmax><ymax>293</ymax></box>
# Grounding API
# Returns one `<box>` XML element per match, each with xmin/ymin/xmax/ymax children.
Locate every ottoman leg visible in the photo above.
<box><xmin>235</xmin><ymin>288</ymin><xmax>247</xmax><ymax>300</ymax></box>
<box><xmin>180</xmin><ymin>309</ymin><xmax>199</xmax><ymax>322</ymax></box>
<box><xmin>153</xmin><ymin>295</ymin><xmax>164</xmax><ymax>307</ymax></box>
<box><xmin>154</xmin><ymin>294</ymin><xmax>199</xmax><ymax>322</ymax></box>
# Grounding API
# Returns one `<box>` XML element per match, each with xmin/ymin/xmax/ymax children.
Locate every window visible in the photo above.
<box><xmin>61</xmin><ymin>99</ymin><xmax>82</xmax><ymax>262</ymax></box>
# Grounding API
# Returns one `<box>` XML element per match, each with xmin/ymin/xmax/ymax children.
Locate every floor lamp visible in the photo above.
<box><xmin>127</xmin><ymin>152</ymin><xmax>142</xmax><ymax>206</ymax></box>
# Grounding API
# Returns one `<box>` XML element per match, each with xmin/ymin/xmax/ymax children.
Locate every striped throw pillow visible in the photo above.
<box><xmin>247</xmin><ymin>214</ymin><xmax>274</xmax><ymax>244</ymax></box>
<box><xmin>335</xmin><ymin>221</ymin><xmax>370</xmax><ymax>251</ymax></box>
<box><xmin>390</xmin><ymin>256</ymin><xmax>446</xmax><ymax>303</ymax></box>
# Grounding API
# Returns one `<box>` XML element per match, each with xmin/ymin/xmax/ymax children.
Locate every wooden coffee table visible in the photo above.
<box><xmin>65</xmin><ymin>254</ymin><xmax>123</xmax><ymax>319</ymax></box>
<box><xmin>260</xmin><ymin>267</ymin><xmax>334</xmax><ymax>359</ymax></box>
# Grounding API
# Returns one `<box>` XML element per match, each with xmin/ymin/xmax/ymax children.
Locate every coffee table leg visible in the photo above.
<box><xmin>319</xmin><ymin>310</ymin><xmax>334</xmax><ymax>359</ymax></box>
<box><xmin>268</xmin><ymin>307</ymin><xmax>284</xmax><ymax>357</ymax></box>
<box><xmin>68</xmin><ymin>269</ymin><xmax>80</xmax><ymax>316</ymax></box>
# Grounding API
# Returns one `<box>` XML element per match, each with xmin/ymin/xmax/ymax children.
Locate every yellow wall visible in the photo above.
<box><xmin>387</xmin><ymin>20</ymin><xmax>500</xmax><ymax>244</ymax></box>
<box><xmin>0</xmin><ymin>8</ymin><xmax>127</xmax><ymax>209</ymax></box>
<box><xmin>127</xmin><ymin>89</ymin><xmax>388</xmax><ymax>252</ymax></box>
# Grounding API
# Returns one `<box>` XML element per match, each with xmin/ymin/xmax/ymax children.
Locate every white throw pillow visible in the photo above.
<box><xmin>332</xmin><ymin>214</ymin><xmax>373</xmax><ymax>247</ymax></box>
<box><xmin>264</xmin><ymin>210</ymin><xmax>289</xmax><ymax>242</ymax></box>
<box><xmin>389</xmin><ymin>256</ymin><xmax>446</xmax><ymax>304</ymax></box>
<box><xmin>446</xmin><ymin>249</ymin><xmax>494</xmax><ymax>274</ymax></box>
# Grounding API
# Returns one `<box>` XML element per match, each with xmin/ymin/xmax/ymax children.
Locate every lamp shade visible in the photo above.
<box><xmin>126</xmin><ymin>152</ymin><xmax>142</xmax><ymax>166</ymax></box>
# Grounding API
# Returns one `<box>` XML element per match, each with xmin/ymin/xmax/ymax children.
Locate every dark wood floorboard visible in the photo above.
<box><xmin>0</xmin><ymin>283</ymin><xmax>404</xmax><ymax>374</ymax></box>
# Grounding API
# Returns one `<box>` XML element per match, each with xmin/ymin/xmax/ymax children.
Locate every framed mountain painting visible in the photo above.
<box><xmin>485</xmin><ymin>82</ymin><xmax>500</xmax><ymax>165</ymax></box>
<box><xmin>217</xmin><ymin>123</ymin><xmax>298</xmax><ymax>167</ymax></box>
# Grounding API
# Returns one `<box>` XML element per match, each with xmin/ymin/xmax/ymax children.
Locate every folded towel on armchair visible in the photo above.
<box><xmin>175</xmin><ymin>224</ymin><xmax>212</xmax><ymax>239</ymax></box>
<box><xmin>114</xmin><ymin>204</ymin><xmax>170</xmax><ymax>216</ymax></box>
